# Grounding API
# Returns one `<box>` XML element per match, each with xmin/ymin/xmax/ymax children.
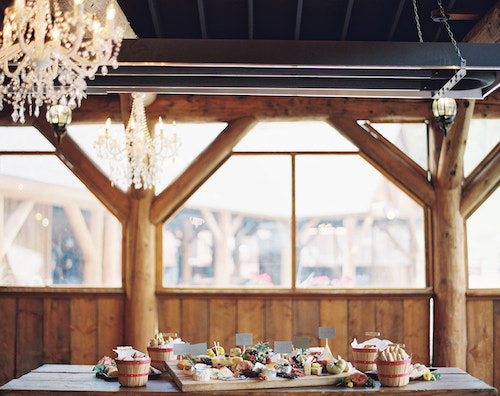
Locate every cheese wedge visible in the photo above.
<box><xmin>317</xmin><ymin>342</ymin><xmax>334</xmax><ymax>362</ymax></box>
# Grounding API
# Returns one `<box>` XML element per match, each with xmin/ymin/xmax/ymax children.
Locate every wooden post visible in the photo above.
<box><xmin>124</xmin><ymin>188</ymin><xmax>156</xmax><ymax>351</ymax></box>
<box><xmin>432</xmin><ymin>100</ymin><xmax>474</xmax><ymax>369</ymax></box>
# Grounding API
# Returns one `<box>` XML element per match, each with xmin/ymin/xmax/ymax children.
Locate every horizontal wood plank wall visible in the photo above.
<box><xmin>0</xmin><ymin>294</ymin><xmax>124</xmax><ymax>387</ymax></box>
<box><xmin>157</xmin><ymin>294</ymin><xmax>431</xmax><ymax>366</ymax></box>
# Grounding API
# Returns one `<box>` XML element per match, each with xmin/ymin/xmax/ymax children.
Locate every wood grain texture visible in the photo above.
<box><xmin>158</xmin><ymin>297</ymin><xmax>182</xmax><ymax>336</ymax></box>
<box><xmin>70</xmin><ymin>297</ymin><xmax>97</xmax><ymax>364</ymax></box>
<box><xmin>347</xmin><ymin>299</ymin><xmax>377</xmax><ymax>346</ymax></box>
<box><xmin>467</xmin><ymin>300</ymin><xmax>494</xmax><ymax>386</ymax></box>
<box><xmin>16</xmin><ymin>298</ymin><xmax>44</xmax><ymax>377</ymax></box>
<box><xmin>494</xmin><ymin>300</ymin><xmax>500</xmax><ymax>390</ymax></box>
<box><xmin>265</xmin><ymin>299</ymin><xmax>292</xmax><ymax>343</ymax></box>
<box><xmin>208</xmin><ymin>299</ymin><xmax>236</xmax><ymax>350</ymax></box>
<box><xmin>97</xmin><ymin>297</ymin><xmax>124</xmax><ymax>356</ymax></box>
<box><xmin>320</xmin><ymin>299</ymin><xmax>348</xmax><ymax>359</ymax></box>
<box><xmin>43</xmin><ymin>298</ymin><xmax>70</xmax><ymax>364</ymax></box>
<box><xmin>403</xmin><ymin>298</ymin><xmax>430</xmax><ymax>365</ymax></box>
<box><xmin>375</xmin><ymin>299</ymin><xmax>404</xmax><ymax>345</ymax></box>
<box><xmin>181</xmin><ymin>298</ymin><xmax>209</xmax><ymax>345</ymax></box>
<box><xmin>293</xmin><ymin>299</ymin><xmax>320</xmax><ymax>347</ymax></box>
<box><xmin>0</xmin><ymin>297</ymin><xmax>16</xmax><ymax>386</ymax></box>
<box><xmin>236</xmin><ymin>299</ymin><xmax>265</xmax><ymax>344</ymax></box>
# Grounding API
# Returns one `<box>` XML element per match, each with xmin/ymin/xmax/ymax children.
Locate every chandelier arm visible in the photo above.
<box><xmin>0</xmin><ymin>44</ymin><xmax>24</xmax><ymax>67</ymax></box>
<box><xmin>64</xmin><ymin>21</ymin><xmax>86</xmax><ymax>59</ymax></box>
<box><xmin>1</xmin><ymin>52</ymin><xmax>30</xmax><ymax>79</ymax></box>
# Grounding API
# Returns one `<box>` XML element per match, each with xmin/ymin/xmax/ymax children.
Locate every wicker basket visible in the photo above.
<box><xmin>147</xmin><ymin>346</ymin><xmax>175</xmax><ymax>371</ymax></box>
<box><xmin>116</xmin><ymin>357</ymin><xmax>151</xmax><ymax>387</ymax></box>
<box><xmin>352</xmin><ymin>345</ymin><xmax>378</xmax><ymax>372</ymax></box>
<box><xmin>375</xmin><ymin>357</ymin><xmax>412</xmax><ymax>387</ymax></box>
<box><xmin>351</xmin><ymin>332</ymin><xmax>381</xmax><ymax>372</ymax></box>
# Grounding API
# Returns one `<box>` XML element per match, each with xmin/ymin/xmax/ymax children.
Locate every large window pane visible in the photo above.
<box><xmin>0</xmin><ymin>155</ymin><xmax>122</xmax><ymax>287</ymax></box>
<box><xmin>370</xmin><ymin>123</ymin><xmax>428</xmax><ymax>171</ymax></box>
<box><xmin>69</xmin><ymin>122</ymin><xmax>225</xmax><ymax>195</ymax></box>
<box><xmin>464</xmin><ymin>120</ymin><xmax>500</xmax><ymax>177</ymax></box>
<box><xmin>467</xmin><ymin>189</ymin><xmax>500</xmax><ymax>289</ymax></box>
<box><xmin>163</xmin><ymin>155</ymin><xmax>292</xmax><ymax>288</ymax></box>
<box><xmin>234</xmin><ymin>121</ymin><xmax>357</xmax><ymax>152</ymax></box>
<box><xmin>295</xmin><ymin>155</ymin><xmax>425</xmax><ymax>289</ymax></box>
<box><xmin>0</xmin><ymin>127</ymin><xmax>54</xmax><ymax>152</ymax></box>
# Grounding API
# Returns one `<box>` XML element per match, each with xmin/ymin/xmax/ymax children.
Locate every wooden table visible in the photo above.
<box><xmin>0</xmin><ymin>364</ymin><xmax>497</xmax><ymax>395</ymax></box>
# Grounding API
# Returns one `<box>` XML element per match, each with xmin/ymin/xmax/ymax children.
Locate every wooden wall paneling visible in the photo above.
<box><xmin>403</xmin><ymin>298</ymin><xmax>430</xmax><ymax>365</ymax></box>
<box><xmin>15</xmin><ymin>297</ymin><xmax>44</xmax><ymax>377</ymax></box>
<box><xmin>208</xmin><ymin>299</ymin><xmax>236</xmax><ymax>350</ymax></box>
<box><xmin>157</xmin><ymin>297</ymin><xmax>182</xmax><ymax>336</ymax></box>
<box><xmin>236</xmin><ymin>299</ymin><xmax>265</xmax><ymax>344</ymax></box>
<box><xmin>181</xmin><ymin>297</ymin><xmax>209</xmax><ymax>345</ymax></box>
<box><xmin>70</xmin><ymin>297</ymin><xmax>98</xmax><ymax>364</ymax></box>
<box><xmin>319</xmin><ymin>299</ymin><xmax>348</xmax><ymax>359</ymax></box>
<box><xmin>375</xmin><ymin>299</ymin><xmax>404</xmax><ymax>345</ymax></box>
<box><xmin>43</xmin><ymin>298</ymin><xmax>70</xmax><ymax>364</ymax></box>
<box><xmin>0</xmin><ymin>296</ymin><xmax>16</xmax><ymax>386</ymax></box>
<box><xmin>347</xmin><ymin>299</ymin><xmax>376</xmax><ymax>348</ymax></box>
<box><xmin>292</xmin><ymin>299</ymin><xmax>320</xmax><ymax>348</ymax></box>
<box><xmin>494</xmin><ymin>300</ymin><xmax>500</xmax><ymax>390</ymax></box>
<box><xmin>264</xmin><ymin>299</ymin><xmax>292</xmax><ymax>344</ymax></box>
<box><xmin>467</xmin><ymin>299</ymin><xmax>494</xmax><ymax>386</ymax></box>
<box><xmin>97</xmin><ymin>297</ymin><xmax>124</xmax><ymax>356</ymax></box>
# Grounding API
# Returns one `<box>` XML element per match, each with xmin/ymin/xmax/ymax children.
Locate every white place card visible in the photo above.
<box><xmin>319</xmin><ymin>326</ymin><xmax>336</xmax><ymax>339</ymax></box>
<box><xmin>190</xmin><ymin>342</ymin><xmax>208</xmax><ymax>357</ymax></box>
<box><xmin>293</xmin><ymin>336</ymin><xmax>309</xmax><ymax>350</ymax></box>
<box><xmin>274</xmin><ymin>341</ymin><xmax>293</xmax><ymax>354</ymax></box>
<box><xmin>236</xmin><ymin>333</ymin><xmax>253</xmax><ymax>346</ymax></box>
<box><xmin>173</xmin><ymin>342</ymin><xmax>190</xmax><ymax>356</ymax></box>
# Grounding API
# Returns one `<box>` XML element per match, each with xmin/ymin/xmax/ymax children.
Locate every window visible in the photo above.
<box><xmin>467</xmin><ymin>189</ymin><xmax>500</xmax><ymax>289</ymax></box>
<box><xmin>162</xmin><ymin>121</ymin><xmax>426</xmax><ymax>289</ymax></box>
<box><xmin>0</xmin><ymin>128</ymin><xmax>122</xmax><ymax>287</ymax></box>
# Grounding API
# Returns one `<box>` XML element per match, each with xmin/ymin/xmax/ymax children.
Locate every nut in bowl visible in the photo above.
<box><xmin>375</xmin><ymin>344</ymin><xmax>412</xmax><ymax>387</ymax></box>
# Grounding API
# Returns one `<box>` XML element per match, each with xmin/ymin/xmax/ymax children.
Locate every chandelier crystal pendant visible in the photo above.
<box><xmin>95</xmin><ymin>93</ymin><xmax>180</xmax><ymax>190</ymax></box>
<box><xmin>0</xmin><ymin>0</ymin><xmax>124</xmax><ymax>123</ymax></box>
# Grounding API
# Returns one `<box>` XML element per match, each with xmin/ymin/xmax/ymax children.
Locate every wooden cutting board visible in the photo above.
<box><xmin>165</xmin><ymin>361</ymin><xmax>354</xmax><ymax>392</ymax></box>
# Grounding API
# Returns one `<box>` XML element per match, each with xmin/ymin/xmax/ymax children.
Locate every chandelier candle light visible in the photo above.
<box><xmin>95</xmin><ymin>93</ymin><xmax>180</xmax><ymax>190</ymax></box>
<box><xmin>0</xmin><ymin>0</ymin><xmax>124</xmax><ymax>123</ymax></box>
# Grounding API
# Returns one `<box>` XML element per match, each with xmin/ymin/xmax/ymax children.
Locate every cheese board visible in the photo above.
<box><xmin>165</xmin><ymin>361</ymin><xmax>355</xmax><ymax>392</ymax></box>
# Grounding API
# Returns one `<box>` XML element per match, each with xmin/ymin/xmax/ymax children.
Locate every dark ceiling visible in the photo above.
<box><xmin>117</xmin><ymin>0</ymin><xmax>498</xmax><ymax>43</ymax></box>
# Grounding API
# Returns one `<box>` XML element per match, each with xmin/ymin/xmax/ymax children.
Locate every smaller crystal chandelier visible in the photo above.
<box><xmin>0</xmin><ymin>0</ymin><xmax>124</xmax><ymax>123</ymax></box>
<box><xmin>94</xmin><ymin>93</ymin><xmax>180</xmax><ymax>190</ymax></box>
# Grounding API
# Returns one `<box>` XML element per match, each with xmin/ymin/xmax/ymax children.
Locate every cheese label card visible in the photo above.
<box><xmin>274</xmin><ymin>341</ymin><xmax>293</xmax><ymax>354</ymax></box>
<box><xmin>319</xmin><ymin>327</ymin><xmax>336</xmax><ymax>339</ymax></box>
<box><xmin>236</xmin><ymin>333</ymin><xmax>253</xmax><ymax>346</ymax></box>
<box><xmin>293</xmin><ymin>336</ymin><xmax>309</xmax><ymax>350</ymax></box>
<box><xmin>190</xmin><ymin>342</ymin><xmax>207</xmax><ymax>357</ymax></box>
<box><xmin>174</xmin><ymin>342</ymin><xmax>190</xmax><ymax>356</ymax></box>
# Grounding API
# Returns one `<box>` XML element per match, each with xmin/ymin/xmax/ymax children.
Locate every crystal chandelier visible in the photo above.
<box><xmin>94</xmin><ymin>93</ymin><xmax>180</xmax><ymax>190</ymax></box>
<box><xmin>0</xmin><ymin>0</ymin><xmax>124</xmax><ymax>123</ymax></box>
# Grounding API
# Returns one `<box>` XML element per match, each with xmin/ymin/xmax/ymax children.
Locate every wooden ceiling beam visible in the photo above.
<box><xmin>463</xmin><ymin>0</ymin><xmax>500</xmax><ymax>43</ymax></box>
<box><xmin>460</xmin><ymin>142</ymin><xmax>500</xmax><ymax>217</ymax></box>
<box><xmin>326</xmin><ymin>117</ymin><xmax>435</xmax><ymax>207</ymax></box>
